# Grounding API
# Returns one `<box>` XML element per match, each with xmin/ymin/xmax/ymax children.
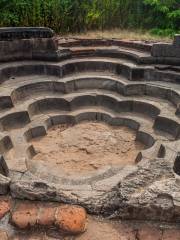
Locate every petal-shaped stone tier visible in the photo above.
<box><xmin>0</xmin><ymin>38</ymin><xmax>180</xmax><ymax>222</ymax></box>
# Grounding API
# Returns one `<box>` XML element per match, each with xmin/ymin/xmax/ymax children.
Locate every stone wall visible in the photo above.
<box><xmin>0</xmin><ymin>27</ymin><xmax>70</xmax><ymax>62</ymax></box>
<box><xmin>151</xmin><ymin>35</ymin><xmax>180</xmax><ymax>58</ymax></box>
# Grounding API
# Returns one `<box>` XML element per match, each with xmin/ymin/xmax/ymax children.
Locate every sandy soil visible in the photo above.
<box><xmin>31</xmin><ymin>122</ymin><xmax>144</xmax><ymax>175</ymax></box>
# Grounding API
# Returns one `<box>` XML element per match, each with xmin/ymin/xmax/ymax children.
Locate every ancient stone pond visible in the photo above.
<box><xmin>0</xmin><ymin>27</ymin><xmax>179</xmax><ymax>239</ymax></box>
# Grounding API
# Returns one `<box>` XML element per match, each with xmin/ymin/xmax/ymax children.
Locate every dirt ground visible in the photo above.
<box><xmin>7</xmin><ymin>216</ymin><xmax>180</xmax><ymax>240</ymax></box>
<box><xmin>5</xmin><ymin>216</ymin><xmax>132</xmax><ymax>240</ymax></box>
<box><xmin>31</xmin><ymin>122</ymin><xmax>144</xmax><ymax>176</ymax></box>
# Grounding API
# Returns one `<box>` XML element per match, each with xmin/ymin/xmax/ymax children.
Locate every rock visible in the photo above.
<box><xmin>0</xmin><ymin>198</ymin><xmax>11</xmax><ymax>219</ymax></box>
<box><xmin>55</xmin><ymin>205</ymin><xmax>87</xmax><ymax>234</ymax></box>
<box><xmin>11</xmin><ymin>202</ymin><xmax>38</xmax><ymax>229</ymax></box>
<box><xmin>0</xmin><ymin>174</ymin><xmax>10</xmax><ymax>195</ymax></box>
<box><xmin>10</xmin><ymin>180</ymin><xmax>57</xmax><ymax>201</ymax></box>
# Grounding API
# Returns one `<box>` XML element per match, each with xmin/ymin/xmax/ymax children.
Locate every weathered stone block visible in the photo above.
<box><xmin>151</xmin><ymin>43</ymin><xmax>180</xmax><ymax>58</ymax></box>
<box><xmin>151</xmin><ymin>35</ymin><xmax>180</xmax><ymax>59</ymax></box>
<box><xmin>173</xmin><ymin>34</ymin><xmax>180</xmax><ymax>47</ymax></box>
<box><xmin>0</xmin><ymin>27</ymin><xmax>62</xmax><ymax>62</ymax></box>
<box><xmin>0</xmin><ymin>27</ymin><xmax>54</xmax><ymax>40</ymax></box>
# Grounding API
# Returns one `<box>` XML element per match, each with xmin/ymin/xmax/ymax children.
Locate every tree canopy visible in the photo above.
<box><xmin>0</xmin><ymin>0</ymin><xmax>179</xmax><ymax>36</ymax></box>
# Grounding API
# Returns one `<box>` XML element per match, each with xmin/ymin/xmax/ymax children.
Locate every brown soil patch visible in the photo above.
<box><xmin>31</xmin><ymin>122</ymin><xmax>144</xmax><ymax>176</ymax></box>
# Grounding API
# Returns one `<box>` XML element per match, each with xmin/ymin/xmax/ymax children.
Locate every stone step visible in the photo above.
<box><xmin>58</xmin><ymin>38</ymin><xmax>153</xmax><ymax>52</ymax></box>
<box><xmin>68</xmin><ymin>46</ymin><xmax>152</xmax><ymax>64</ymax></box>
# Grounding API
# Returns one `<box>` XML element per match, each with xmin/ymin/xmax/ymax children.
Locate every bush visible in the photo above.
<box><xmin>150</xmin><ymin>28</ymin><xmax>180</xmax><ymax>37</ymax></box>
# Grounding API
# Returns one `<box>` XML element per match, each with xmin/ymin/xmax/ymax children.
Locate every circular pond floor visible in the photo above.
<box><xmin>31</xmin><ymin>122</ymin><xmax>144</xmax><ymax>176</ymax></box>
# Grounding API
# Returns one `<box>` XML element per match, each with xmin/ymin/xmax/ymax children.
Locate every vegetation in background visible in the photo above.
<box><xmin>144</xmin><ymin>0</ymin><xmax>180</xmax><ymax>37</ymax></box>
<box><xmin>0</xmin><ymin>0</ymin><xmax>179</xmax><ymax>37</ymax></box>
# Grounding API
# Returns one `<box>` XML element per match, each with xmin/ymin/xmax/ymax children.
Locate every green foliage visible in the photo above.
<box><xmin>0</xmin><ymin>0</ymin><xmax>179</xmax><ymax>35</ymax></box>
<box><xmin>150</xmin><ymin>28</ymin><xmax>180</xmax><ymax>37</ymax></box>
<box><xmin>143</xmin><ymin>0</ymin><xmax>180</xmax><ymax>30</ymax></box>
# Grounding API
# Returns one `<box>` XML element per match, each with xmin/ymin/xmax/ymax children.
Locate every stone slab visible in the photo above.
<box><xmin>0</xmin><ymin>27</ymin><xmax>54</xmax><ymax>40</ymax></box>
